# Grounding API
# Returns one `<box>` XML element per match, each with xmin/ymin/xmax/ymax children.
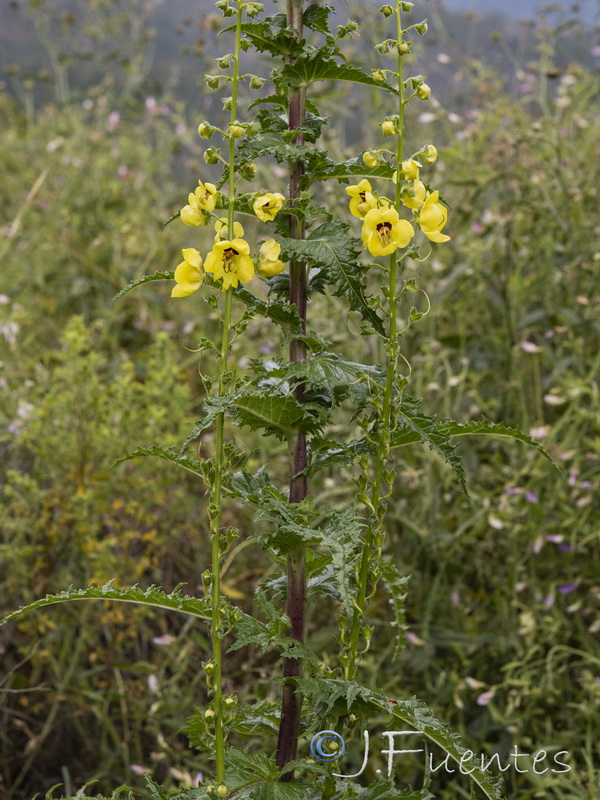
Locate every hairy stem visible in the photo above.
<box><xmin>276</xmin><ymin>0</ymin><xmax>307</xmax><ymax>778</ymax></box>
<box><xmin>210</xmin><ymin>1</ymin><xmax>242</xmax><ymax>783</ymax></box>
<box><xmin>344</xmin><ymin>0</ymin><xmax>405</xmax><ymax>682</ymax></box>
<box><xmin>211</xmin><ymin>291</ymin><xmax>232</xmax><ymax>783</ymax></box>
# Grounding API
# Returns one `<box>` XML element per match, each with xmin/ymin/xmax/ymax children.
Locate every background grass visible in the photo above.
<box><xmin>0</xmin><ymin>1</ymin><xmax>599</xmax><ymax>798</ymax></box>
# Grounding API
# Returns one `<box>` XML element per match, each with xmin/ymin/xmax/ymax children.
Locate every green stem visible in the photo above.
<box><xmin>344</xmin><ymin>0</ymin><xmax>404</xmax><ymax>683</ymax></box>
<box><xmin>228</xmin><ymin>2</ymin><xmax>243</xmax><ymax>238</ymax></box>
<box><xmin>210</xmin><ymin>0</ymin><xmax>242</xmax><ymax>784</ymax></box>
<box><xmin>211</xmin><ymin>290</ymin><xmax>233</xmax><ymax>784</ymax></box>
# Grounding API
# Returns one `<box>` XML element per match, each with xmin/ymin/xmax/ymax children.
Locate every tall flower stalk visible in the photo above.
<box><xmin>276</xmin><ymin>0</ymin><xmax>308</xmax><ymax>777</ymax></box>
<box><xmin>208</xmin><ymin>0</ymin><xmax>243</xmax><ymax>786</ymax></box>
<box><xmin>344</xmin><ymin>0</ymin><xmax>407</xmax><ymax>683</ymax></box>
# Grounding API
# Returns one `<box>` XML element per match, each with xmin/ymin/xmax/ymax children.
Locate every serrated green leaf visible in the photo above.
<box><xmin>297</xmin><ymin>680</ymin><xmax>505</xmax><ymax>800</ymax></box>
<box><xmin>277</xmin><ymin>353</ymin><xmax>381</xmax><ymax>404</ymax></box>
<box><xmin>438</xmin><ymin>418</ymin><xmax>558</xmax><ymax>469</ymax></box>
<box><xmin>302</xmin><ymin>4</ymin><xmax>335</xmax><ymax>33</ymax></box>
<box><xmin>0</xmin><ymin>581</ymin><xmax>212</xmax><ymax>625</ymax></box>
<box><xmin>228</xmin><ymin>613</ymin><xmax>317</xmax><ymax>664</ymax></box>
<box><xmin>392</xmin><ymin>396</ymin><xmax>469</xmax><ymax>499</ymax></box>
<box><xmin>234</xmin><ymin>392</ymin><xmax>324</xmax><ymax>440</ymax></box>
<box><xmin>379</xmin><ymin>558</ymin><xmax>410</xmax><ymax>660</ymax></box>
<box><xmin>280</xmin><ymin>54</ymin><xmax>398</xmax><ymax>95</ymax></box>
<box><xmin>234</xmin><ymin>286</ymin><xmax>302</xmax><ymax>330</ymax></box>
<box><xmin>234</xmin><ymin>132</ymin><xmax>323</xmax><ymax>170</ymax></box>
<box><xmin>112</xmin><ymin>271</ymin><xmax>174</xmax><ymax>304</ymax></box>
<box><xmin>112</xmin><ymin>445</ymin><xmax>205</xmax><ymax>478</ymax></box>
<box><xmin>227</xmin><ymin>466</ymin><xmax>279</xmax><ymax>504</ymax></box>
<box><xmin>303</xmin><ymin>437</ymin><xmax>372</xmax><ymax>476</ymax></box>
<box><xmin>278</xmin><ymin>221</ymin><xmax>385</xmax><ymax>335</ymax></box>
<box><xmin>317</xmin><ymin>508</ymin><xmax>364</xmax><ymax>616</ymax></box>
<box><xmin>182</xmin><ymin>394</ymin><xmax>233</xmax><ymax>450</ymax></box>
<box><xmin>222</xmin><ymin>20</ymin><xmax>304</xmax><ymax>58</ymax></box>
<box><xmin>303</xmin><ymin>153</ymin><xmax>396</xmax><ymax>186</ymax></box>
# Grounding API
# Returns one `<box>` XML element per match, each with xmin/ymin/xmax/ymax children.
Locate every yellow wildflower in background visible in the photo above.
<box><xmin>253</xmin><ymin>192</ymin><xmax>285</xmax><ymax>222</ymax></box>
<box><xmin>204</xmin><ymin>239</ymin><xmax>255</xmax><ymax>291</ymax></box>
<box><xmin>171</xmin><ymin>249</ymin><xmax>204</xmax><ymax>298</ymax></box>
<box><xmin>418</xmin><ymin>191</ymin><xmax>450</xmax><ymax>242</ymax></box>
<box><xmin>214</xmin><ymin>218</ymin><xmax>244</xmax><ymax>242</ymax></box>
<box><xmin>361</xmin><ymin>207</ymin><xmax>414</xmax><ymax>256</ymax></box>
<box><xmin>257</xmin><ymin>239</ymin><xmax>285</xmax><ymax>277</ymax></box>
<box><xmin>346</xmin><ymin>179</ymin><xmax>377</xmax><ymax>219</ymax></box>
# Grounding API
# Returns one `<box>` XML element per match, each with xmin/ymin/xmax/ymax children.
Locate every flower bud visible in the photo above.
<box><xmin>216</xmin><ymin>786</ymin><xmax>228</xmax><ymax>798</ymax></box>
<box><xmin>397</xmin><ymin>40</ymin><xmax>411</xmax><ymax>55</ymax></box>
<box><xmin>422</xmin><ymin>144</ymin><xmax>437</xmax><ymax>164</ymax></box>
<box><xmin>205</xmin><ymin>75</ymin><xmax>221</xmax><ymax>90</ymax></box>
<box><xmin>198</xmin><ymin>121</ymin><xmax>215</xmax><ymax>139</ymax></box>
<box><xmin>204</xmin><ymin>147</ymin><xmax>221</xmax><ymax>165</ymax></box>
<box><xmin>417</xmin><ymin>83</ymin><xmax>431</xmax><ymax>100</ymax></box>
<box><xmin>400</xmin><ymin>1</ymin><xmax>414</xmax><ymax>9</ymax></box>
<box><xmin>249</xmin><ymin>75</ymin><xmax>266</xmax><ymax>89</ymax></box>
<box><xmin>240</xmin><ymin>38</ymin><xmax>251</xmax><ymax>51</ymax></box>
<box><xmin>223</xmin><ymin>695</ymin><xmax>238</xmax><ymax>708</ymax></box>
<box><xmin>216</xmin><ymin>55</ymin><xmax>231</xmax><ymax>69</ymax></box>
<box><xmin>245</xmin><ymin>2</ymin><xmax>263</xmax><ymax>17</ymax></box>
<box><xmin>375</xmin><ymin>39</ymin><xmax>391</xmax><ymax>54</ymax></box>
<box><xmin>381</xmin><ymin>119</ymin><xmax>397</xmax><ymax>137</ymax></box>
<box><xmin>202</xmin><ymin>569</ymin><xmax>212</xmax><ymax>587</ymax></box>
<box><xmin>415</xmin><ymin>20</ymin><xmax>428</xmax><ymax>35</ymax></box>
<box><xmin>239</xmin><ymin>162</ymin><xmax>257</xmax><ymax>180</ymax></box>
<box><xmin>204</xmin><ymin>708</ymin><xmax>216</xmax><ymax>721</ymax></box>
<box><xmin>222</xmin><ymin>96</ymin><xmax>233</xmax><ymax>111</ymax></box>
<box><xmin>202</xmin><ymin>660</ymin><xmax>216</xmax><ymax>676</ymax></box>
<box><xmin>228</xmin><ymin>122</ymin><xmax>244</xmax><ymax>138</ymax></box>
<box><xmin>371</xmin><ymin>69</ymin><xmax>385</xmax><ymax>83</ymax></box>
<box><xmin>379</xmin><ymin>4</ymin><xmax>394</xmax><ymax>16</ymax></box>
<box><xmin>215</xmin><ymin>0</ymin><xmax>228</xmax><ymax>9</ymax></box>
<box><xmin>363</xmin><ymin>151</ymin><xmax>382</xmax><ymax>168</ymax></box>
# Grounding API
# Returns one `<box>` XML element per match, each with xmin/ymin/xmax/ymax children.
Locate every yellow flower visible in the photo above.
<box><xmin>195</xmin><ymin>181</ymin><xmax>218</xmax><ymax>212</ymax></box>
<box><xmin>401</xmin><ymin>159</ymin><xmax>420</xmax><ymax>181</ymax></box>
<box><xmin>400</xmin><ymin>179</ymin><xmax>427</xmax><ymax>210</ymax></box>
<box><xmin>214</xmin><ymin>217</ymin><xmax>244</xmax><ymax>242</ymax></box>
<box><xmin>171</xmin><ymin>248</ymin><xmax>204</xmax><ymax>298</ymax></box>
<box><xmin>422</xmin><ymin>144</ymin><xmax>437</xmax><ymax>164</ymax></box>
<box><xmin>204</xmin><ymin>238</ymin><xmax>255</xmax><ymax>291</ymax></box>
<box><xmin>180</xmin><ymin>195</ymin><xmax>208</xmax><ymax>227</ymax></box>
<box><xmin>253</xmin><ymin>192</ymin><xmax>285</xmax><ymax>222</ymax></box>
<box><xmin>346</xmin><ymin>179</ymin><xmax>378</xmax><ymax>219</ymax></box>
<box><xmin>381</xmin><ymin>120</ymin><xmax>396</xmax><ymax>137</ymax></box>
<box><xmin>257</xmin><ymin>239</ymin><xmax>285</xmax><ymax>277</ymax></box>
<box><xmin>361</xmin><ymin>207</ymin><xmax>414</xmax><ymax>257</ymax></box>
<box><xmin>363</xmin><ymin>151</ymin><xmax>382</xmax><ymax>168</ymax></box>
<box><xmin>418</xmin><ymin>190</ymin><xmax>450</xmax><ymax>242</ymax></box>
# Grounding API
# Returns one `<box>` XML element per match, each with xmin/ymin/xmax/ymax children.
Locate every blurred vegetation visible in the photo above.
<box><xmin>0</xmin><ymin>0</ymin><xmax>599</xmax><ymax>798</ymax></box>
